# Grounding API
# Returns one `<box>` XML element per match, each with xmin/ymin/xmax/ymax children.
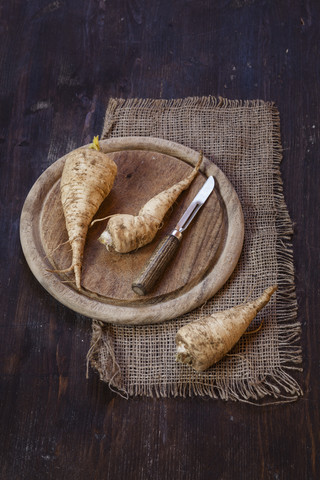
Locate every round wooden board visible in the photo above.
<box><xmin>20</xmin><ymin>137</ymin><xmax>244</xmax><ymax>325</ymax></box>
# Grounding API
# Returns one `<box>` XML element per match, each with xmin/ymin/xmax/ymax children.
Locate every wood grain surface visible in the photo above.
<box><xmin>1</xmin><ymin>0</ymin><xmax>319</xmax><ymax>479</ymax></box>
<box><xmin>20</xmin><ymin>139</ymin><xmax>243</xmax><ymax>324</ymax></box>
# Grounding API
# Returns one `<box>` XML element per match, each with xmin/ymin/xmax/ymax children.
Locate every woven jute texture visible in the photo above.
<box><xmin>87</xmin><ymin>96</ymin><xmax>303</xmax><ymax>403</ymax></box>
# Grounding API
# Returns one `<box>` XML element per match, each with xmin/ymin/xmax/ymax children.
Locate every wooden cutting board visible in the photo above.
<box><xmin>20</xmin><ymin>137</ymin><xmax>244</xmax><ymax>324</ymax></box>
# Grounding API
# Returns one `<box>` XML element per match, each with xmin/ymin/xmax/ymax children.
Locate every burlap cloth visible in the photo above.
<box><xmin>87</xmin><ymin>96</ymin><xmax>303</xmax><ymax>403</ymax></box>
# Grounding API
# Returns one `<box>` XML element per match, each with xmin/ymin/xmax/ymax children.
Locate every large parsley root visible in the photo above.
<box><xmin>175</xmin><ymin>285</ymin><xmax>277</xmax><ymax>371</ymax></box>
<box><xmin>58</xmin><ymin>137</ymin><xmax>117</xmax><ymax>289</ymax></box>
<box><xmin>98</xmin><ymin>153</ymin><xmax>202</xmax><ymax>253</ymax></box>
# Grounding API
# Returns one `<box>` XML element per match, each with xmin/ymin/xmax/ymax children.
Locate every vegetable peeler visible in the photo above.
<box><xmin>132</xmin><ymin>176</ymin><xmax>215</xmax><ymax>296</ymax></box>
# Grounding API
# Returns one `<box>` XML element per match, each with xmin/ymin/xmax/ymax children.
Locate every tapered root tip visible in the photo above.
<box><xmin>74</xmin><ymin>265</ymin><xmax>81</xmax><ymax>290</ymax></box>
<box><xmin>193</xmin><ymin>151</ymin><xmax>203</xmax><ymax>173</ymax></box>
<box><xmin>270</xmin><ymin>285</ymin><xmax>278</xmax><ymax>292</ymax></box>
<box><xmin>254</xmin><ymin>285</ymin><xmax>278</xmax><ymax>313</ymax></box>
<box><xmin>265</xmin><ymin>285</ymin><xmax>278</xmax><ymax>297</ymax></box>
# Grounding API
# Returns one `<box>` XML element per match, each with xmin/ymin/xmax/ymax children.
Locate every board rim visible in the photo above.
<box><xmin>20</xmin><ymin>136</ymin><xmax>244</xmax><ymax>324</ymax></box>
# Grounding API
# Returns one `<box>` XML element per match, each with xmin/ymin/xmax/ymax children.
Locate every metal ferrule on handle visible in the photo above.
<box><xmin>171</xmin><ymin>229</ymin><xmax>183</xmax><ymax>240</ymax></box>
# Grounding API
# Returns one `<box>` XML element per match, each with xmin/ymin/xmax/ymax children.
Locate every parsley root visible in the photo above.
<box><xmin>98</xmin><ymin>153</ymin><xmax>202</xmax><ymax>253</ymax></box>
<box><xmin>176</xmin><ymin>285</ymin><xmax>277</xmax><ymax>371</ymax></box>
<box><xmin>58</xmin><ymin>137</ymin><xmax>117</xmax><ymax>289</ymax></box>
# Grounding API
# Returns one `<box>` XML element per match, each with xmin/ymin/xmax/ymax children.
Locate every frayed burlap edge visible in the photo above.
<box><xmin>87</xmin><ymin>96</ymin><xmax>303</xmax><ymax>404</ymax></box>
<box><xmin>101</xmin><ymin>95</ymin><xmax>273</xmax><ymax>139</ymax></box>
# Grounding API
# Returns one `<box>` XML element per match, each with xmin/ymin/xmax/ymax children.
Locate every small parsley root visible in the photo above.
<box><xmin>175</xmin><ymin>285</ymin><xmax>277</xmax><ymax>372</ymax></box>
<box><xmin>97</xmin><ymin>152</ymin><xmax>203</xmax><ymax>253</ymax></box>
<box><xmin>56</xmin><ymin>136</ymin><xmax>117</xmax><ymax>289</ymax></box>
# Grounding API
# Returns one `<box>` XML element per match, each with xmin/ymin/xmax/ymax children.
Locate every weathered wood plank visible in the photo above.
<box><xmin>0</xmin><ymin>0</ymin><xmax>319</xmax><ymax>479</ymax></box>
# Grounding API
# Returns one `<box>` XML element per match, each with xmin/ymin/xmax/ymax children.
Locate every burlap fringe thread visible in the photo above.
<box><xmin>87</xmin><ymin>96</ymin><xmax>303</xmax><ymax>404</ymax></box>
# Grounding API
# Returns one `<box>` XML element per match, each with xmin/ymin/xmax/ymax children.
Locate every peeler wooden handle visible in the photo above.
<box><xmin>132</xmin><ymin>232</ymin><xmax>181</xmax><ymax>296</ymax></box>
<box><xmin>132</xmin><ymin>177</ymin><xmax>215</xmax><ymax>296</ymax></box>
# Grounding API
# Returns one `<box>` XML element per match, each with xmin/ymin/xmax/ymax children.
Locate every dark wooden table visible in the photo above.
<box><xmin>1</xmin><ymin>1</ymin><xmax>319</xmax><ymax>478</ymax></box>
